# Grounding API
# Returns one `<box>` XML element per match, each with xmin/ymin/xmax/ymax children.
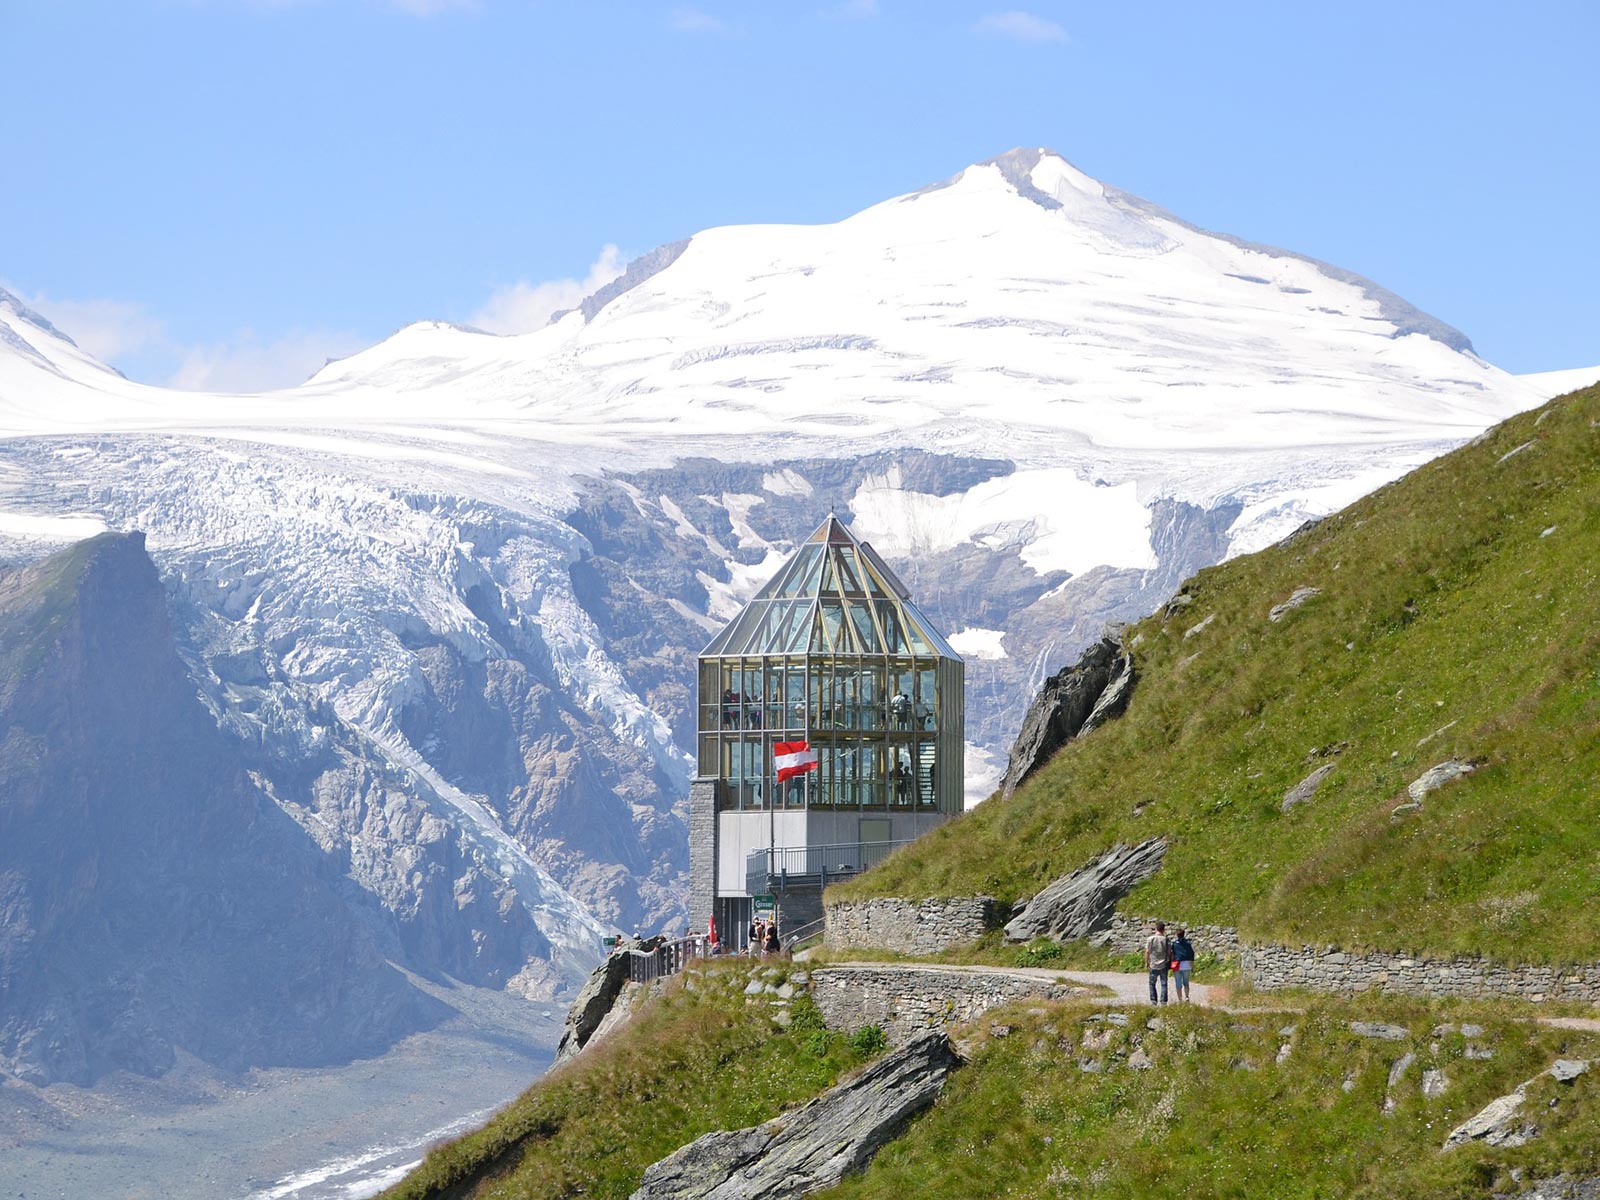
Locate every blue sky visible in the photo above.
<box><xmin>2</xmin><ymin>0</ymin><xmax>1595</xmax><ymax>388</ymax></box>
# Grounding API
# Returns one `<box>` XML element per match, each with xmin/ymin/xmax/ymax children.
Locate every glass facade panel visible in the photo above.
<box><xmin>697</xmin><ymin>515</ymin><xmax>963</xmax><ymax>822</ymax></box>
<box><xmin>847</xmin><ymin>600</ymin><xmax>880</xmax><ymax>652</ymax></box>
<box><xmin>833</xmin><ymin>546</ymin><xmax>862</xmax><ymax>593</ymax></box>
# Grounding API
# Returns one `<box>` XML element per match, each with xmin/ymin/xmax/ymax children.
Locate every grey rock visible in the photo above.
<box><xmin>1408</xmin><ymin>759</ymin><xmax>1477</xmax><ymax>802</ymax></box>
<box><xmin>1467</xmin><ymin>1045</ymin><xmax>1496</xmax><ymax>1061</ymax></box>
<box><xmin>1384</xmin><ymin>1051</ymin><xmax>1416</xmax><ymax>1111</ymax></box>
<box><xmin>1499</xmin><ymin>1176</ymin><xmax>1600</xmax><ymax>1199</ymax></box>
<box><xmin>1281</xmin><ymin>763</ymin><xmax>1337</xmax><ymax>812</ymax></box>
<box><xmin>1350</xmin><ymin>1022</ymin><xmax>1409</xmax><ymax>1042</ymax></box>
<box><xmin>999</xmin><ymin>637</ymin><xmax>1134</xmax><ymax>797</ymax></box>
<box><xmin>1128</xmin><ymin>1048</ymin><xmax>1153</xmax><ymax>1070</ymax></box>
<box><xmin>555</xmin><ymin>946</ymin><xmax>636</xmax><ymax>1064</ymax></box>
<box><xmin>1390</xmin><ymin>802</ymin><xmax>1422</xmax><ymax>819</ymax></box>
<box><xmin>1183</xmin><ymin>613</ymin><xmax>1215</xmax><ymax>639</ymax></box>
<box><xmin>1549</xmin><ymin>1059</ymin><xmax>1590</xmax><ymax>1083</ymax></box>
<box><xmin>630</xmin><ymin>1032</ymin><xmax>959</xmax><ymax>1199</ymax></box>
<box><xmin>1387</xmin><ymin>1052</ymin><xmax>1416</xmax><ymax>1090</ymax></box>
<box><xmin>1445</xmin><ymin>1088</ymin><xmax>1534</xmax><ymax>1149</ymax></box>
<box><xmin>1268</xmin><ymin>587</ymin><xmax>1322</xmax><ymax>622</ymax></box>
<box><xmin>1422</xmin><ymin>1068</ymin><xmax>1450</xmax><ymax>1099</ymax></box>
<box><xmin>1003</xmin><ymin>839</ymin><xmax>1167</xmax><ymax>943</ymax></box>
<box><xmin>1461</xmin><ymin>1023</ymin><xmax>1486</xmax><ymax>1038</ymax></box>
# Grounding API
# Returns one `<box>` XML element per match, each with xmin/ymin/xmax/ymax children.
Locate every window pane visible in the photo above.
<box><xmin>846</xmin><ymin>600</ymin><xmax>880</xmax><ymax>652</ymax></box>
<box><xmin>833</xmin><ymin>547</ymin><xmax>862</xmax><ymax>593</ymax></box>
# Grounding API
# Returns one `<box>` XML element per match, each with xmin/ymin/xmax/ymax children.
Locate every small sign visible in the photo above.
<box><xmin>602</xmin><ymin>935</ymin><xmax>620</xmax><ymax>948</ymax></box>
<box><xmin>753</xmin><ymin>894</ymin><xmax>777</xmax><ymax>919</ymax></box>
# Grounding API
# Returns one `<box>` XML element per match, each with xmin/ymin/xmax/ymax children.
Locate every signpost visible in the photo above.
<box><xmin>602</xmin><ymin>935</ymin><xmax>620</xmax><ymax>949</ymax></box>
<box><xmin>753</xmin><ymin>894</ymin><xmax>777</xmax><ymax>920</ymax></box>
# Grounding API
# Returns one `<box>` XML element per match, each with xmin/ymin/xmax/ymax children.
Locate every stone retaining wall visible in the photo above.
<box><xmin>1102</xmin><ymin>913</ymin><xmax>1243</xmax><ymax>959</ymax></box>
<box><xmin>1242</xmin><ymin>943</ymin><xmax>1600</xmax><ymax>1001</ymax></box>
<box><xmin>830</xmin><ymin>895</ymin><xmax>1600</xmax><ymax>1004</ymax></box>
<box><xmin>809</xmin><ymin>965</ymin><xmax>1089</xmax><ymax>1042</ymax></box>
<box><xmin>823</xmin><ymin>896</ymin><xmax>1002</xmax><ymax>955</ymax></box>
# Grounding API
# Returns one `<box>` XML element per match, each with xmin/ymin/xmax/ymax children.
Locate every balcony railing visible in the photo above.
<box><xmin>745</xmin><ymin>838</ymin><xmax>913</xmax><ymax>895</ymax></box>
<box><xmin>625</xmin><ymin>935</ymin><xmax>710</xmax><ymax>984</ymax></box>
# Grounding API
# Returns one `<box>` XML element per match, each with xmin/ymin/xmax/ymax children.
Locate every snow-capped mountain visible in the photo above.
<box><xmin>0</xmin><ymin>149</ymin><xmax>1559</xmax><ymax>1077</ymax></box>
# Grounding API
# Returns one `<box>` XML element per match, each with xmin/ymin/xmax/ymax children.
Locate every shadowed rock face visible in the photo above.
<box><xmin>0</xmin><ymin>533</ymin><xmax>443</xmax><ymax>1086</ymax></box>
<box><xmin>999</xmin><ymin>637</ymin><xmax>1133</xmax><ymax>798</ymax></box>
<box><xmin>631</xmin><ymin>1032</ymin><xmax>960</xmax><ymax>1200</ymax></box>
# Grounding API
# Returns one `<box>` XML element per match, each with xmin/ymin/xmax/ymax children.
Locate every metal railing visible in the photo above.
<box><xmin>745</xmin><ymin>838</ymin><xmax>914</xmax><ymax>895</ymax></box>
<box><xmin>625</xmin><ymin>935</ymin><xmax>709</xmax><ymax>984</ymax></box>
<box><xmin>784</xmin><ymin>916</ymin><xmax>827</xmax><ymax>951</ymax></box>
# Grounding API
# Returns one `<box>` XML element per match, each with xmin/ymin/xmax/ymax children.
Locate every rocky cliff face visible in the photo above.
<box><xmin>0</xmin><ymin>533</ymin><xmax>444</xmax><ymax>1085</ymax></box>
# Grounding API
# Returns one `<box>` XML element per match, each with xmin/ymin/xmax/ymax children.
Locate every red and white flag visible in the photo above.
<box><xmin>773</xmin><ymin>741</ymin><xmax>819</xmax><ymax>781</ymax></box>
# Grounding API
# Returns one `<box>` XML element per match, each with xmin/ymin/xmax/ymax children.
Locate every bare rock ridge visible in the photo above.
<box><xmin>0</xmin><ymin>532</ymin><xmax>443</xmax><ymax>1086</ymax></box>
<box><xmin>1000</xmin><ymin>635</ymin><xmax>1134</xmax><ymax>798</ymax></box>
<box><xmin>555</xmin><ymin>941</ymin><xmax>651</xmax><ymax>1064</ymax></box>
<box><xmin>1003</xmin><ymin>837</ymin><xmax>1169</xmax><ymax>943</ymax></box>
<box><xmin>630</xmin><ymin>1032</ymin><xmax>960</xmax><ymax>1200</ymax></box>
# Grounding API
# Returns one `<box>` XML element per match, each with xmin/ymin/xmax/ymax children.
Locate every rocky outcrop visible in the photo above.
<box><xmin>1442</xmin><ymin>1060</ymin><xmax>1591</xmax><ymax>1150</ymax></box>
<box><xmin>1003</xmin><ymin>838</ymin><xmax>1167</xmax><ymax>943</ymax></box>
<box><xmin>630</xmin><ymin>1033</ymin><xmax>960</xmax><ymax>1200</ymax></box>
<box><xmin>1000</xmin><ymin>637</ymin><xmax>1134</xmax><ymax>797</ymax></box>
<box><xmin>1268</xmin><ymin>587</ymin><xmax>1321</xmax><ymax>622</ymax></box>
<box><xmin>1281</xmin><ymin>763</ymin><xmax>1337</xmax><ymax>812</ymax></box>
<box><xmin>554</xmin><ymin>945</ymin><xmax>637</xmax><ymax>1064</ymax></box>
<box><xmin>1408</xmin><ymin>759</ymin><xmax>1478</xmax><ymax>801</ymax></box>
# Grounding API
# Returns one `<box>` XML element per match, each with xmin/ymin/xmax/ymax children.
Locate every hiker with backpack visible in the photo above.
<box><xmin>1144</xmin><ymin>920</ymin><xmax>1172</xmax><ymax>1006</ymax></box>
<box><xmin>1171</xmin><ymin>926</ymin><xmax>1196</xmax><ymax>1002</ymax></box>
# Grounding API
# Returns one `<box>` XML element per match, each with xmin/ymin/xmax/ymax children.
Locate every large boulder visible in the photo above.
<box><xmin>1000</xmin><ymin>637</ymin><xmax>1134</xmax><ymax>798</ymax></box>
<box><xmin>554</xmin><ymin>943</ymin><xmax>643</xmax><ymax>1064</ymax></box>
<box><xmin>1003</xmin><ymin>838</ymin><xmax>1168</xmax><ymax>943</ymax></box>
<box><xmin>630</xmin><ymin>1032</ymin><xmax>959</xmax><ymax>1199</ymax></box>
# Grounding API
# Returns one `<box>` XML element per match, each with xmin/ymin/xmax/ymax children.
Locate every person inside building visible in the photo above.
<box><xmin>891</xmin><ymin>690</ymin><xmax>912</xmax><ymax>729</ymax></box>
<box><xmin>723</xmin><ymin>687</ymin><xmax>741</xmax><ymax>729</ymax></box>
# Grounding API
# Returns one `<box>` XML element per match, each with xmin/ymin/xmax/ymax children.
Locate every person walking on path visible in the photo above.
<box><xmin>1144</xmin><ymin>921</ymin><xmax>1172</xmax><ymax>1006</ymax></box>
<box><xmin>1171</xmin><ymin>926</ymin><xmax>1195</xmax><ymax>1003</ymax></box>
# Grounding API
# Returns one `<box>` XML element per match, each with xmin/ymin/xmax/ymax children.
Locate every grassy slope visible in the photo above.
<box><xmin>825</xmin><ymin>996</ymin><xmax>1600</xmax><ymax>1200</ymax></box>
<box><xmin>837</xmin><ymin>383</ymin><xmax>1600</xmax><ymax>964</ymax></box>
<box><xmin>390</xmin><ymin>966</ymin><xmax>1600</xmax><ymax>1200</ymax></box>
<box><xmin>381</xmin><ymin>963</ymin><xmax>869</xmax><ymax>1200</ymax></box>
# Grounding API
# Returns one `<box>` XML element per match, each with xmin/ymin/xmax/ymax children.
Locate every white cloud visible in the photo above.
<box><xmin>12</xmin><ymin>285</ymin><xmax>361</xmax><ymax>393</ymax></box>
<box><xmin>9</xmin><ymin>291</ymin><xmax>167</xmax><ymax>363</ymax></box>
<box><xmin>670</xmin><ymin>6</ymin><xmax>728</xmax><ymax>33</ymax></box>
<box><xmin>165</xmin><ymin>329</ymin><xmax>368</xmax><ymax>392</ymax></box>
<box><xmin>469</xmin><ymin>245</ymin><xmax>626</xmax><ymax>335</ymax></box>
<box><xmin>384</xmin><ymin>0</ymin><xmax>477</xmax><ymax>15</ymax></box>
<box><xmin>973</xmin><ymin>10</ymin><xmax>1066</xmax><ymax>43</ymax></box>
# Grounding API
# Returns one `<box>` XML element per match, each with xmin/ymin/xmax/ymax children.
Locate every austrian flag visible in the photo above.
<box><xmin>774</xmin><ymin>741</ymin><xmax>819</xmax><ymax>781</ymax></box>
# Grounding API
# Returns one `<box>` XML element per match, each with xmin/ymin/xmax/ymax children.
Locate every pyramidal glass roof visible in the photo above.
<box><xmin>701</xmin><ymin>516</ymin><xmax>960</xmax><ymax>660</ymax></box>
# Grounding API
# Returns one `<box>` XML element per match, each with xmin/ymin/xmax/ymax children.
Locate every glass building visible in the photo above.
<box><xmin>688</xmin><ymin>516</ymin><xmax>964</xmax><ymax>941</ymax></box>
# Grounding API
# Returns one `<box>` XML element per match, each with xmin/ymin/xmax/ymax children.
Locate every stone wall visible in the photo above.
<box><xmin>687</xmin><ymin>777</ymin><xmax>718</xmax><ymax>933</ymax></box>
<box><xmin>1242</xmin><ymin>943</ymin><xmax>1600</xmax><ymax>1001</ymax></box>
<box><xmin>828</xmin><ymin>894</ymin><xmax>1600</xmax><ymax>1005</ymax></box>
<box><xmin>1102</xmin><ymin>913</ymin><xmax>1243</xmax><ymax>959</ymax></box>
<box><xmin>823</xmin><ymin>896</ymin><xmax>1003</xmax><ymax>955</ymax></box>
<box><xmin>809</xmin><ymin>964</ymin><xmax>1090</xmax><ymax>1043</ymax></box>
